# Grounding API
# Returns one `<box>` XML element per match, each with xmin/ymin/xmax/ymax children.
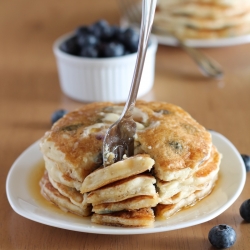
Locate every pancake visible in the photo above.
<box><xmin>87</xmin><ymin>174</ymin><xmax>157</xmax><ymax>205</ymax></box>
<box><xmin>155</xmin><ymin>8</ymin><xmax>250</xmax><ymax>30</ymax></box>
<box><xmin>154</xmin><ymin>0</ymin><xmax>250</xmax><ymax>39</ymax></box>
<box><xmin>158</xmin><ymin>2</ymin><xmax>250</xmax><ymax>18</ymax></box>
<box><xmin>39</xmin><ymin>171</ymin><xmax>92</xmax><ymax>217</ymax></box>
<box><xmin>168</xmin><ymin>22</ymin><xmax>250</xmax><ymax>39</ymax></box>
<box><xmin>40</xmin><ymin>102</ymin><xmax>113</xmax><ymax>184</ymax></box>
<box><xmin>155</xmin><ymin>173</ymin><xmax>218</xmax><ymax>219</ymax></box>
<box><xmin>81</xmin><ymin>154</ymin><xmax>155</xmax><ymax>193</ymax></box>
<box><xmin>157</xmin><ymin>145</ymin><xmax>221</xmax><ymax>204</ymax></box>
<box><xmin>157</xmin><ymin>0</ymin><xmax>250</xmax><ymax>8</ymax></box>
<box><xmin>92</xmin><ymin>194</ymin><xmax>159</xmax><ymax>214</ymax></box>
<box><xmin>48</xmin><ymin>174</ymin><xmax>89</xmax><ymax>210</ymax></box>
<box><xmin>40</xmin><ymin>101</ymin><xmax>212</xmax><ymax>185</ymax></box>
<box><xmin>91</xmin><ymin>208</ymin><xmax>155</xmax><ymax>227</ymax></box>
<box><xmin>44</xmin><ymin>155</ymin><xmax>82</xmax><ymax>190</ymax></box>
<box><xmin>134</xmin><ymin>101</ymin><xmax>212</xmax><ymax>182</ymax></box>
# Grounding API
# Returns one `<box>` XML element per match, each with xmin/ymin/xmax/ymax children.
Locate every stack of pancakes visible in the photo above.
<box><xmin>39</xmin><ymin>101</ymin><xmax>221</xmax><ymax>227</ymax></box>
<box><xmin>154</xmin><ymin>0</ymin><xmax>250</xmax><ymax>39</ymax></box>
<box><xmin>82</xmin><ymin>154</ymin><xmax>158</xmax><ymax>226</ymax></box>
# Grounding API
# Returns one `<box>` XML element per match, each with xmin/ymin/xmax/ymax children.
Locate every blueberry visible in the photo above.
<box><xmin>102</xmin><ymin>42</ymin><xmax>125</xmax><ymax>57</ymax></box>
<box><xmin>122</xmin><ymin>28</ymin><xmax>139</xmax><ymax>53</ymax></box>
<box><xmin>241</xmin><ymin>154</ymin><xmax>250</xmax><ymax>172</ymax></box>
<box><xmin>77</xmin><ymin>34</ymin><xmax>99</xmax><ymax>47</ymax></box>
<box><xmin>80</xmin><ymin>46</ymin><xmax>99</xmax><ymax>58</ymax></box>
<box><xmin>60</xmin><ymin>36</ymin><xmax>79</xmax><ymax>55</ymax></box>
<box><xmin>208</xmin><ymin>224</ymin><xmax>236</xmax><ymax>249</ymax></box>
<box><xmin>62</xmin><ymin>20</ymin><xmax>143</xmax><ymax>58</ymax></box>
<box><xmin>89</xmin><ymin>20</ymin><xmax>110</xmax><ymax>38</ymax></box>
<box><xmin>100</xmin><ymin>25</ymin><xmax>116</xmax><ymax>41</ymax></box>
<box><xmin>51</xmin><ymin>109</ymin><xmax>68</xmax><ymax>124</ymax></box>
<box><xmin>113</xmin><ymin>27</ymin><xmax>126</xmax><ymax>42</ymax></box>
<box><xmin>240</xmin><ymin>199</ymin><xmax>250</xmax><ymax>222</ymax></box>
<box><xmin>75</xmin><ymin>25</ymin><xmax>91</xmax><ymax>37</ymax></box>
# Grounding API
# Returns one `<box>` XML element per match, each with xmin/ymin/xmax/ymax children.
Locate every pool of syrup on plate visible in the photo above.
<box><xmin>27</xmin><ymin>160</ymin><xmax>80</xmax><ymax>219</ymax></box>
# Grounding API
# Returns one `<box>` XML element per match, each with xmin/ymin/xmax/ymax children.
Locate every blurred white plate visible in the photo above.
<box><xmin>154</xmin><ymin>32</ymin><xmax>250</xmax><ymax>48</ymax></box>
<box><xmin>6</xmin><ymin>131</ymin><xmax>246</xmax><ymax>235</ymax></box>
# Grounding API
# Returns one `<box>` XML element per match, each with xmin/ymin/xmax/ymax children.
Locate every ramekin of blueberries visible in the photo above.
<box><xmin>53</xmin><ymin>20</ymin><xmax>158</xmax><ymax>102</ymax></box>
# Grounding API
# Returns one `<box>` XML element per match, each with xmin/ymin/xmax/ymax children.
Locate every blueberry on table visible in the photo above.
<box><xmin>241</xmin><ymin>154</ymin><xmax>250</xmax><ymax>172</ymax></box>
<box><xmin>208</xmin><ymin>224</ymin><xmax>236</xmax><ymax>249</ymax></box>
<box><xmin>240</xmin><ymin>199</ymin><xmax>250</xmax><ymax>222</ymax></box>
<box><xmin>60</xmin><ymin>36</ymin><xmax>79</xmax><ymax>55</ymax></box>
<box><xmin>51</xmin><ymin>109</ymin><xmax>68</xmax><ymax>124</ymax></box>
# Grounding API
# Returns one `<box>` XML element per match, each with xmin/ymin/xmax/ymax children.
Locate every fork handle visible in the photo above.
<box><xmin>120</xmin><ymin>0</ymin><xmax>157</xmax><ymax>119</ymax></box>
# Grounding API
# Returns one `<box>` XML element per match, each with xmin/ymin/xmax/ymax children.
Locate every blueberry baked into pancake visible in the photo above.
<box><xmin>39</xmin><ymin>101</ymin><xmax>221</xmax><ymax>227</ymax></box>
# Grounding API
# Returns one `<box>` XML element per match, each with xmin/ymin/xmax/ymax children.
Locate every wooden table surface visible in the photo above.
<box><xmin>1</xmin><ymin>0</ymin><xmax>249</xmax><ymax>249</ymax></box>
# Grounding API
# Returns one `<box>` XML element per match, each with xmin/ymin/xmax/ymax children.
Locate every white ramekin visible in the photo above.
<box><xmin>53</xmin><ymin>33</ymin><xmax>158</xmax><ymax>103</ymax></box>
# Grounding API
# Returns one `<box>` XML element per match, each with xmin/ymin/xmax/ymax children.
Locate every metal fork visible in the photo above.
<box><xmin>102</xmin><ymin>0</ymin><xmax>157</xmax><ymax>167</ymax></box>
<box><xmin>118</xmin><ymin>0</ymin><xmax>223</xmax><ymax>79</ymax></box>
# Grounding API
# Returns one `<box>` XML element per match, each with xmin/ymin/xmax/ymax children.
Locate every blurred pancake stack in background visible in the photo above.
<box><xmin>154</xmin><ymin>0</ymin><xmax>250</xmax><ymax>39</ymax></box>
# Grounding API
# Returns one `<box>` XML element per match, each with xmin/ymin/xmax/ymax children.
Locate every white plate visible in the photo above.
<box><xmin>154</xmin><ymin>32</ymin><xmax>250</xmax><ymax>48</ymax></box>
<box><xmin>121</xmin><ymin>17</ymin><xmax>250</xmax><ymax>48</ymax></box>
<box><xmin>6</xmin><ymin>131</ymin><xmax>246</xmax><ymax>235</ymax></box>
